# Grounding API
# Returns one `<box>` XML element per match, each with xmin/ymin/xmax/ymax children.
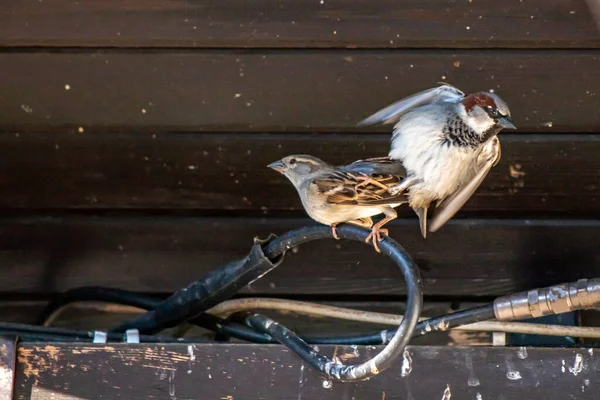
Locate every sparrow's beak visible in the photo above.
<box><xmin>497</xmin><ymin>116</ymin><xmax>517</xmax><ymax>130</ymax></box>
<box><xmin>267</xmin><ymin>160</ymin><xmax>285</xmax><ymax>173</ymax></box>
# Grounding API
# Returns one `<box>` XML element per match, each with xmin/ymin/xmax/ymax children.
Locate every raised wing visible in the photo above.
<box><xmin>312</xmin><ymin>165</ymin><xmax>407</xmax><ymax>206</ymax></box>
<box><xmin>428</xmin><ymin>137</ymin><xmax>501</xmax><ymax>233</ymax></box>
<box><xmin>340</xmin><ymin>156</ymin><xmax>407</xmax><ymax>177</ymax></box>
<box><xmin>358</xmin><ymin>83</ymin><xmax>465</xmax><ymax>127</ymax></box>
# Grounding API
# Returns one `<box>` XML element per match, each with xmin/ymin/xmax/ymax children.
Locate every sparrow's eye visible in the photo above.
<box><xmin>486</xmin><ymin>106</ymin><xmax>500</xmax><ymax>118</ymax></box>
<box><xmin>288</xmin><ymin>158</ymin><xmax>297</xmax><ymax>165</ymax></box>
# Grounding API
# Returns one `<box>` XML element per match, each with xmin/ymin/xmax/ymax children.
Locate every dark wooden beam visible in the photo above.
<box><xmin>0</xmin><ymin>216</ymin><xmax>597</xmax><ymax>296</ymax></box>
<box><xmin>0</xmin><ymin>133</ymin><xmax>597</xmax><ymax>214</ymax></box>
<box><xmin>0</xmin><ymin>51</ymin><xmax>599</xmax><ymax>132</ymax></box>
<box><xmin>1</xmin><ymin>0</ymin><xmax>598</xmax><ymax>49</ymax></box>
<box><xmin>14</xmin><ymin>343</ymin><xmax>600</xmax><ymax>399</ymax></box>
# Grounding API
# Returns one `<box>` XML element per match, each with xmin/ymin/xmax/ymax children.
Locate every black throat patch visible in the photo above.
<box><xmin>441</xmin><ymin>116</ymin><xmax>482</xmax><ymax>148</ymax></box>
<box><xmin>442</xmin><ymin>116</ymin><xmax>501</xmax><ymax>148</ymax></box>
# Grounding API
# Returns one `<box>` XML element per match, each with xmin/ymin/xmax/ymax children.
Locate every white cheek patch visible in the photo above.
<box><xmin>461</xmin><ymin>106</ymin><xmax>495</xmax><ymax>134</ymax></box>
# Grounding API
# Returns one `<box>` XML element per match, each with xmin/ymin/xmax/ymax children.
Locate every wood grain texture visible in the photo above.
<box><xmin>0</xmin><ymin>132</ymin><xmax>597</xmax><ymax>215</ymax></box>
<box><xmin>0</xmin><ymin>51</ymin><xmax>599</xmax><ymax>132</ymax></box>
<box><xmin>2</xmin><ymin>0</ymin><xmax>599</xmax><ymax>48</ymax></box>
<box><xmin>15</xmin><ymin>344</ymin><xmax>600</xmax><ymax>399</ymax></box>
<box><xmin>0</xmin><ymin>216</ymin><xmax>597</xmax><ymax>296</ymax></box>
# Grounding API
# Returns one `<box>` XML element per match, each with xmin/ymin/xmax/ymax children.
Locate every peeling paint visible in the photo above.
<box><xmin>468</xmin><ymin>378</ymin><xmax>480</xmax><ymax>387</ymax></box>
<box><xmin>441</xmin><ymin>384</ymin><xmax>452</xmax><ymax>400</ymax></box>
<box><xmin>506</xmin><ymin>371</ymin><xmax>522</xmax><ymax>380</ymax></box>
<box><xmin>187</xmin><ymin>345</ymin><xmax>195</xmax><ymax>374</ymax></box>
<box><xmin>465</xmin><ymin>353</ymin><xmax>480</xmax><ymax>387</ymax></box>
<box><xmin>401</xmin><ymin>350</ymin><xmax>412</xmax><ymax>377</ymax></box>
<box><xmin>505</xmin><ymin>358</ymin><xmax>522</xmax><ymax>380</ymax></box>
<box><xmin>0</xmin><ymin>366</ymin><xmax>13</xmax><ymax>394</ymax></box>
<box><xmin>476</xmin><ymin>393</ymin><xmax>483</xmax><ymax>400</ymax></box>
<box><xmin>517</xmin><ymin>347</ymin><xmax>528</xmax><ymax>360</ymax></box>
<box><xmin>168</xmin><ymin>369</ymin><xmax>176</xmax><ymax>398</ymax></box>
<box><xmin>568</xmin><ymin>354</ymin><xmax>584</xmax><ymax>376</ymax></box>
<box><xmin>297</xmin><ymin>364</ymin><xmax>305</xmax><ymax>400</ymax></box>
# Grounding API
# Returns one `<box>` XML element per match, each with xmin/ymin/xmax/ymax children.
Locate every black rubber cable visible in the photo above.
<box><xmin>38</xmin><ymin>286</ymin><xmax>496</xmax><ymax>345</ymax></box>
<box><xmin>29</xmin><ymin>223</ymin><xmax>594</xmax><ymax>378</ymax></box>
<box><xmin>239</xmin><ymin>224</ymin><xmax>424</xmax><ymax>381</ymax></box>
<box><xmin>111</xmin><ymin>233</ymin><xmax>285</xmax><ymax>334</ymax></box>
<box><xmin>34</xmin><ymin>225</ymin><xmax>498</xmax><ymax>380</ymax></box>
<box><xmin>112</xmin><ymin>224</ymin><xmax>422</xmax><ymax>337</ymax></box>
<box><xmin>38</xmin><ymin>286</ymin><xmax>275</xmax><ymax>343</ymax></box>
<box><xmin>45</xmin><ymin>224</ymin><xmax>425</xmax><ymax>381</ymax></box>
<box><xmin>0</xmin><ymin>321</ymin><xmax>209</xmax><ymax>343</ymax></box>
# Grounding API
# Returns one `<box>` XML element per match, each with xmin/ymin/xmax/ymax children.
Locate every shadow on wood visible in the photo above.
<box><xmin>0</xmin><ymin>133</ymin><xmax>597</xmax><ymax>215</ymax></box>
<box><xmin>0</xmin><ymin>216</ymin><xmax>596</xmax><ymax>296</ymax></box>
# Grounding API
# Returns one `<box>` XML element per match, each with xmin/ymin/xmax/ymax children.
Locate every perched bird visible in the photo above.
<box><xmin>267</xmin><ymin>155</ymin><xmax>407</xmax><ymax>252</ymax></box>
<box><xmin>359</xmin><ymin>83</ymin><xmax>516</xmax><ymax>237</ymax></box>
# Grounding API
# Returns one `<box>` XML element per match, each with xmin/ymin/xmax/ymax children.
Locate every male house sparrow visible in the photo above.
<box><xmin>268</xmin><ymin>155</ymin><xmax>407</xmax><ymax>252</ymax></box>
<box><xmin>359</xmin><ymin>83</ymin><xmax>516</xmax><ymax>237</ymax></box>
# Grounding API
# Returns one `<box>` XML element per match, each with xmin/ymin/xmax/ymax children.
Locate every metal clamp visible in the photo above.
<box><xmin>494</xmin><ymin>278</ymin><xmax>600</xmax><ymax>320</ymax></box>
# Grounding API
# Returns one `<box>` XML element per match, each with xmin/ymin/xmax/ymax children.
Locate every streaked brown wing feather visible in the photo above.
<box><xmin>312</xmin><ymin>168</ymin><xmax>407</xmax><ymax>206</ymax></box>
<box><xmin>313</xmin><ymin>170</ymin><xmax>359</xmax><ymax>204</ymax></box>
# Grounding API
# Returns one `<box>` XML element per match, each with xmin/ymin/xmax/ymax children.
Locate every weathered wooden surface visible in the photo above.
<box><xmin>0</xmin><ymin>52</ymin><xmax>599</xmax><ymax>132</ymax></box>
<box><xmin>2</xmin><ymin>0</ymin><xmax>599</xmax><ymax>48</ymax></box>
<box><xmin>0</xmin><ymin>216</ymin><xmax>596</xmax><ymax>296</ymax></box>
<box><xmin>0</xmin><ymin>133</ymin><xmax>597</xmax><ymax>214</ymax></box>
<box><xmin>14</xmin><ymin>344</ymin><xmax>600</xmax><ymax>399</ymax></box>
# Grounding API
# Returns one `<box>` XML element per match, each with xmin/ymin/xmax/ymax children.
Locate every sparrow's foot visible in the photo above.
<box><xmin>365</xmin><ymin>227</ymin><xmax>389</xmax><ymax>253</ymax></box>
<box><xmin>331</xmin><ymin>224</ymin><xmax>340</xmax><ymax>240</ymax></box>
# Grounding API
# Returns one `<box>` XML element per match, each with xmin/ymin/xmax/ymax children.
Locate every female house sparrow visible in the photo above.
<box><xmin>268</xmin><ymin>155</ymin><xmax>407</xmax><ymax>252</ymax></box>
<box><xmin>359</xmin><ymin>83</ymin><xmax>516</xmax><ymax>237</ymax></box>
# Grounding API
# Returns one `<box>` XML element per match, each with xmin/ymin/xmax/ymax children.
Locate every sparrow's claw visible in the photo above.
<box><xmin>376</xmin><ymin>228</ymin><xmax>389</xmax><ymax>241</ymax></box>
<box><xmin>365</xmin><ymin>227</ymin><xmax>389</xmax><ymax>253</ymax></box>
<box><xmin>331</xmin><ymin>224</ymin><xmax>340</xmax><ymax>240</ymax></box>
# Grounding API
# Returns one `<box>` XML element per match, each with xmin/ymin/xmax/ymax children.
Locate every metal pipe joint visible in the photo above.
<box><xmin>494</xmin><ymin>278</ymin><xmax>600</xmax><ymax>320</ymax></box>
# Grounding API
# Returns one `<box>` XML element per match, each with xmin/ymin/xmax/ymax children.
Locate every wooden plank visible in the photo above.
<box><xmin>2</xmin><ymin>0</ymin><xmax>599</xmax><ymax>48</ymax></box>
<box><xmin>0</xmin><ymin>51</ymin><xmax>599</xmax><ymax>133</ymax></box>
<box><xmin>0</xmin><ymin>216</ymin><xmax>597</xmax><ymax>296</ymax></box>
<box><xmin>0</xmin><ymin>132</ymin><xmax>597</xmax><ymax>214</ymax></box>
<box><xmin>14</xmin><ymin>343</ymin><xmax>600</xmax><ymax>399</ymax></box>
